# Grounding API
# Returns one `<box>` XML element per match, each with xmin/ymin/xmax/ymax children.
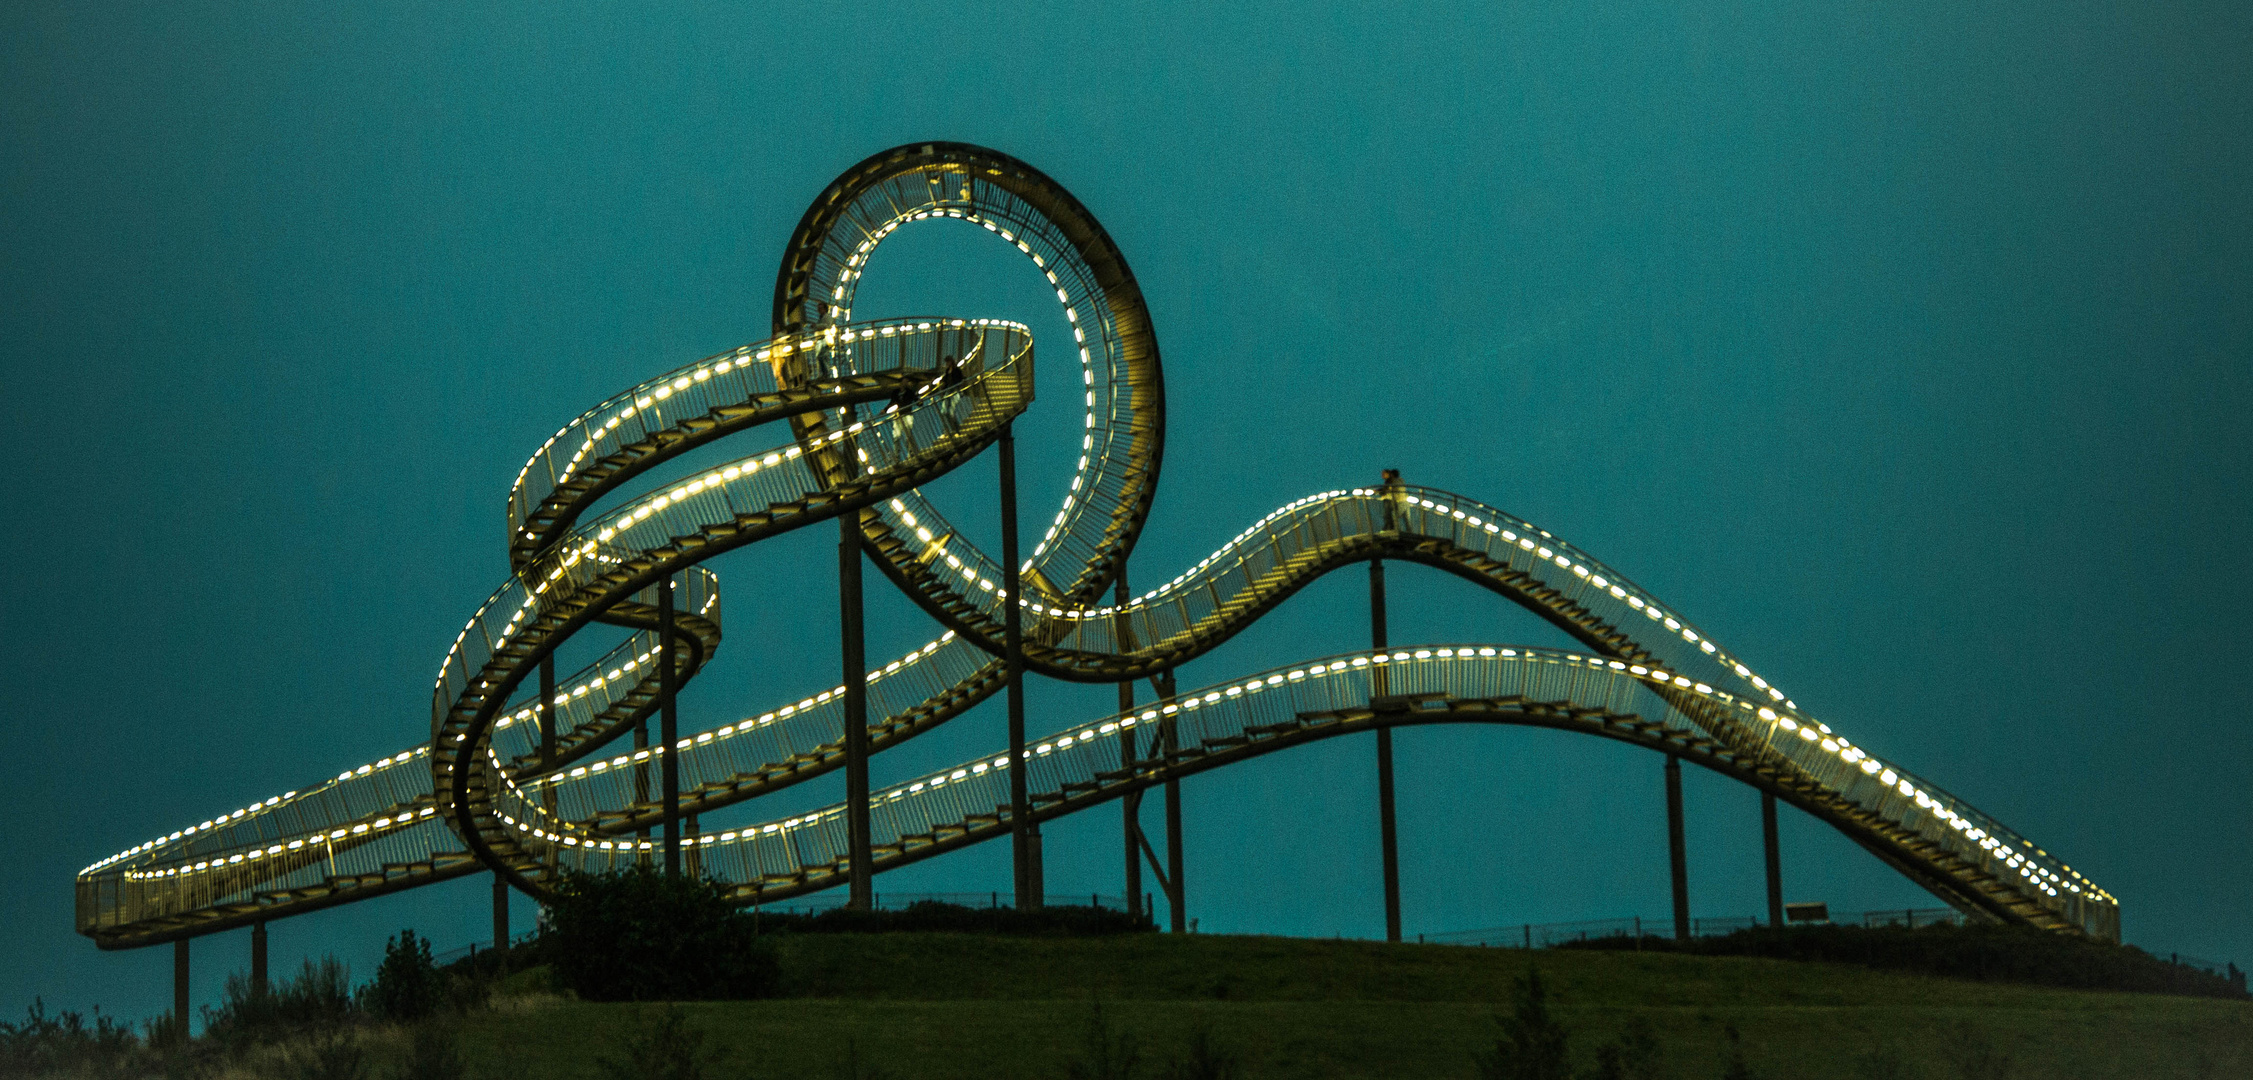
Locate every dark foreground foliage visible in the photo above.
<box><xmin>544</xmin><ymin>866</ymin><xmax>780</xmax><ymax>1002</ymax></box>
<box><xmin>1554</xmin><ymin>921</ymin><xmax>2250</xmax><ymax>1000</ymax></box>
<box><xmin>202</xmin><ymin>957</ymin><xmax>358</xmax><ymax>1051</ymax></box>
<box><xmin>0</xmin><ymin>998</ymin><xmax>146</xmax><ymax>1078</ymax></box>
<box><xmin>758</xmin><ymin>898</ymin><xmax>1156</xmax><ymax>937</ymax></box>
<box><xmin>362</xmin><ymin>930</ymin><xmax>445</xmax><ymax>1023</ymax></box>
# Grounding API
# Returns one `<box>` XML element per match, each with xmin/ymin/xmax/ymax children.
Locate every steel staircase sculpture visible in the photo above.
<box><xmin>75</xmin><ymin>143</ymin><xmax>2118</xmax><ymax>951</ymax></box>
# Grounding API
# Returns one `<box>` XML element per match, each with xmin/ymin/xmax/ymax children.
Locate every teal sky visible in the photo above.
<box><xmin>4</xmin><ymin>1</ymin><xmax>2247</xmax><ymax>1023</ymax></box>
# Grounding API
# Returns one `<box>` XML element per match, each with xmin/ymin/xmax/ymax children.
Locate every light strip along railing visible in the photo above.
<box><xmin>504</xmin><ymin>316</ymin><xmax>1006</xmax><ymax>571</ymax></box>
<box><xmin>577</xmin><ymin>646</ymin><xmax>2112</xmax><ymax>942</ymax></box>
<box><xmin>78</xmin><ymin>476</ymin><xmax>2115</xmax><ymax>944</ymax></box>
<box><xmin>866</xmin><ymin>481</ymin><xmax>2114</xmax><ymax>929</ymax></box>
<box><xmin>73</xmin><ymin>319</ymin><xmax>1032</xmax><ymax>946</ymax></box>
<box><xmin>486</xmin><ymin>475</ymin><xmax>2113</xmax><ymax>934</ymax></box>
<box><xmin>437</xmin><ymin>322</ymin><xmax>1035</xmax><ymax>889</ymax></box>
<box><xmin>777</xmin><ymin>144</ymin><xmax>1164</xmax><ymax>606</ymax></box>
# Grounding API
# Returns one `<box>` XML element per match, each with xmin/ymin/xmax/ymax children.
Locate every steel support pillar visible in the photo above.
<box><xmin>493</xmin><ymin>870</ymin><xmax>510</xmax><ymax>953</ymax></box>
<box><xmin>1117</xmin><ymin>573</ymin><xmax>1141</xmax><ymax>922</ymax></box>
<box><xmin>1162</xmin><ymin>667</ymin><xmax>1185</xmax><ymax>933</ymax></box>
<box><xmin>842</xmin><ymin>509</ymin><xmax>872</xmax><ymax>910</ymax></box>
<box><xmin>1666</xmin><ymin>754</ymin><xmax>1689</xmax><ymax>941</ymax></box>
<box><xmin>1762</xmin><ymin>790</ymin><xmax>1783</xmax><ymax>926</ymax></box>
<box><xmin>661</xmin><ymin>578</ymin><xmax>680</xmax><ymax>878</ymax></box>
<box><xmin>540</xmin><ymin>654</ymin><xmax>558</xmax><ymax>876</ymax></box>
<box><xmin>172</xmin><ymin>939</ymin><xmax>188</xmax><ymax>1037</ymax></box>
<box><xmin>634</xmin><ymin>720</ymin><xmax>650</xmax><ymax>857</ymax></box>
<box><xmin>1372</xmin><ymin>558</ymin><xmax>1401</xmax><ymax>943</ymax></box>
<box><xmin>250</xmin><ymin>921</ymin><xmax>267</xmax><ymax>996</ymax></box>
<box><xmin>1000</xmin><ymin>425</ymin><xmax>1037</xmax><ymax>909</ymax></box>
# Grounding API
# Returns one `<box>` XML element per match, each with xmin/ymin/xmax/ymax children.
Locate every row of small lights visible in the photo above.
<box><xmin>483</xmin><ymin>642</ymin><xmax>2098</xmax><ymax>905</ymax></box>
<box><xmin>830</xmin><ymin>200</ymin><xmax>1114</xmax><ymax>573</ymax></box>
<box><xmin>485</xmin><ymin>321</ymin><xmax>1027</xmax><ymax>661</ymax></box>
<box><xmin>510</xmin><ymin>314</ymin><xmax>1022</xmax><ymax>550</ymax></box>
<box><xmin>120</xmin><ymin>807</ymin><xmax>439</xmax><ymax>884</ymax></box>
<box><xmin>477</xmin><ymin>634</ymin><xmax>975</xmax><ymax>854</ymax></box>
<box><xmin>446</xmin><ymin>303</ymin><xmax>1044</xmax><ymax>866</ymax></box>
<box><xmin>82</xmin><ymin>746</ymin><xmax>439</xmax><ymax>879</ymax></box>
<box><xmin>469</xmin><ymin>481</ymin><xmax>2110</xmax><ymax>908</ymax></box>
<box><xmin>1386</xmin><ymin>492</ymin><xmax>2106</xmax><ymax>904</ymax></box>
<box><xmin>96</xmin><ymin>482</ymin><xmax>2112</xmax><ymax>910</ymax></box>
<box><xmin>876</xmin><ymin>471</ymin><xmax>2113</xmax><ymax>910</ymax></box>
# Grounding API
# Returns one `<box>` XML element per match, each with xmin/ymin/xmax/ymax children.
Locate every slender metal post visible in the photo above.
<box><xmin>661</xmin><ymin>578</ymin><xmax>680</xmax><ymax>878</ymax></box>
<box><xmin>842</xmin><ymin>509</ymin><xmax>872</xmax><ymax>910</ymax></box>
<box><xmin>1000</xmin><ymin>424</ymin><xmax>1035</xmax><ymax>909</ymax></box>
<box><xmin>634</xmin><ymin>719</ymin><xmax>650</xmax><ymax>846</ymax></box>
<box><xmin>1372</xmin><ymin>557</ymin><xmax>1401</xmax><ymax>943</ymax></box>
<box><xmin>540</xmin><ymin>656</ymin><xmax>557</xmax><ymax>766</ymax></box>
<box><xmin>686</xmin><ymin>814</ymin><xmax>702</xmax><ymax>880</ymax></box>
<box><xmin>1163</xmin><ymin>669</ymin><xmax>1185</xmax><ymax>934</ymax></box>
<box><xmin>250</xmin><ymin>921</ymin><xmax>267</xmax><ymax>996</ymax></box>
<box><xmin>493</xmin><ymin>870</ymin><xmax>509</xmax><ymax>952</ymax></box>
<box><xmin>1762</xmin><ymin>791</ymin><xmax>1783</xmax><ymax>926</ymax></box>
<box><xmin>1117</xmin><ymin>573</ymin><xmax>1141</xmax><ymax>921</ymax></box>
<box><xmin>172</xmin><ymin>939</ymin><xmax>188</xmax><ymax>1039</ymax></box>
<box><xmin>540</xmin><ymin>654</ymin><xmax>558</xmax><ymax>877</ymax></box>
<box><xmin>1666</xmin><ymin>754</ymin><xmax>1689</xmax><ymax>941</ymax></box>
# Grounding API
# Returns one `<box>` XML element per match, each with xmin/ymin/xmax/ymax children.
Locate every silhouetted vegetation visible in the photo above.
<box><xmin>594</xmin><ymin>1005</ymin><xmax>735</xmax><ymax>1080</ymax></box>
<box><xmin>1554</xmin><ymin>921</ymin><xmax>2249</xmax><ymax>1000</ymax></box>
<box><xmin>1053</xmin><ymin>999</ymin><xmax>1243</xmax><ymax>1080</ymax></box>
<box><xmin>1062</xmin><ymin>998</ymin><xmax>1140</xmax><ymax>1080</ymax></box>
<box><xmin>0</xmin><ymin>998</ymin><xmax>147</xmax><ymax>1078</ymax></box>
<box><xmin>1157</xmin><ymin>1028</ymin><xmax>1241</xmax><ymax>1080</ymax></box>
<box><xmin>396</xmin><ymin>1023</ymin><xmax>472</xmax><ymax>1080</ymax></box>
<box><xmin>543</xmin><ymin>866</ymin><xmax>779</xmax><ymax>1002</ymax></box>
<box><xmin>1472</xmin><ymin>967</ymin><xmax>1573</xmax><ymax>1080</ymax></box>
<box><xmin>202</xmin><ymin>958</ymin><xmax>357</xmax><ymax>1051</ymax></box>
<box><xmin>758</xmin><ymin>898</ymin><xmax>1155</xmax><ymax>937</ymax></box>
<box><xmin>361</xmin><ymin>930</ymin><xmax>444</xmax><ymax>1023</ymax></box>
<box><xmin>1585</xmin><ymin>1017</ymin><xmax>1663</xmax><ymax>1080</ymax></box>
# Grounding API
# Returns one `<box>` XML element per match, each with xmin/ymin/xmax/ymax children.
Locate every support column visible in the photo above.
<box><xmin>1117</xmin><ymin>573</ymin><xmax>1141</xmax><ymax>922</ymax></box>
<box><xmin>634</xmin><ymin>721</ymin><xmax>650</xmax><ymax>859</ymax></box>
<box><xmin>493</xmin><ymin>871</ymin><xmax>510</xmax><ymax>952</ymax></box>
<box><xmin>1000</xmin><ymin>425</ymin><xmax>1035</xmax><ymax>909</ymax></box>
<box><xmin>661</xmin><ymin>578</ymin><xmax>680</xmax><ymax>877</ymax></box>
<box><xmin>842</xmin><ymin>510</ymin><xmax>872</xmax><ymax>910</ymax></box>
<box><xmin>1161</xmin><ymin>670</ymin><xmax>1185</xmax><ymax>934</ymax></box>
<box><xmin>172</xmin><ymin>939</ymin><xmax>188</xmax><ymax>1039</ymax></box>
<box><xmin>686</xmin><ymin>814</ymin><xmax>702</xmax><ymax>880</ymax></box>
<box><xmin>250</xmin><ymin>921</ymin><xmax>267</xmax><ymax>996</ymax></box>
<box><xmin>1666</xmin><ymin>754</ymin><xmax>1689</xmax><ymax>941</ymax></box>
<box><xmin>1372</xmin><ymin>558</ymin><xmax>1401</xmax><ymax>943</ymax></box>
<box><xmin>541</xmin><ymin>655</ymin><xmax>558</xmax><ymax>877</ymax></box>
<box><xmin>1762</xmin><ymin>790</ymin><xmax>1783</xmax><ymax>927</ymax></box>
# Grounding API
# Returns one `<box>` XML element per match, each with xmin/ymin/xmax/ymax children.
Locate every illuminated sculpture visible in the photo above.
<box><xmin>75</xmin><ymin>144</ymin><xmax>2117</xmax><ymax>962</ymax></box>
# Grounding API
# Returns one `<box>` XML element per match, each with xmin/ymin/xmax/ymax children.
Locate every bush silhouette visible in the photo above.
<box><xmin>543</xmin><ymin>866</ymin><xmax>779</xmax><ymax>1001</ymax></box>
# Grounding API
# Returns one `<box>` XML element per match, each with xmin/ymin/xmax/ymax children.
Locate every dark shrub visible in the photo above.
<box><xmin>395</xmin><ymin>1023</ymin><xmax>470</xmax><ymax>1080</ymax></box>
<box><xmin>544</xmin><ymin>867</ymin><xmax>779</xmax><ymax>1001</ymax></box>
<box><xmin>595</xmin><ymin>1005</ymin><xmax>731</xmax><ymax>1080</ymax></box>
<box><xmin>363</xmin><ymin>930</ymin><xmax>445</xmax><ymax>1022</ymax></box>
<box><xmin>203</xmin><ymin>957</ymin><xmax>358</xmax><ymax>1049</ymax></box>
<box><xmin>0</xmin><ymin>998</ymin><xmax>146</xmax><ymax>1077</ymax></box>
<box><xmin>1472</xmin><ymin>966</ymin><xmax>1572</xmax><ymax>1080</ymax></box>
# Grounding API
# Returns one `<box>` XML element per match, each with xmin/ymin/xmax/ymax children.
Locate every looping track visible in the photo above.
<box><xmin>74</xmin><ymin>143</ymin><xmax>2119</xmax><ymax>950</ymax></box>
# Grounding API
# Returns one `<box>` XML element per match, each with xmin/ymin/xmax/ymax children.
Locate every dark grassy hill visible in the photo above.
<box><xmin>449</xmin><ymin>933</ymin><xmax>2251</xmax><ymax>1079</ymax></box>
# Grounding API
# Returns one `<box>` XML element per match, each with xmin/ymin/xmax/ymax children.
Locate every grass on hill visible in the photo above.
<box><xmin>435</xmin><ymin>933</ymin><xmax>2250</xmax><ymax>1080</ymax></box>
